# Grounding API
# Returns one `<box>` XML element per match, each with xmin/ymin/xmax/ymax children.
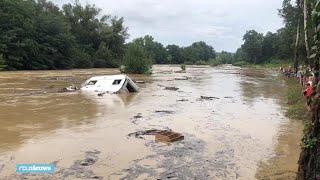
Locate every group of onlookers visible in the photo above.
<box><xmin>280</xmin><ymin>65</ymin><xmax>316</xmax><ymax>110</ymax></box>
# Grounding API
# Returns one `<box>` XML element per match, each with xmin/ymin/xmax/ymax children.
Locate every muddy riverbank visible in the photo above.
<box><xmin>0</xmin><ymin>65</ymin><xmax>303</xmax><ymax>179</ymax></box>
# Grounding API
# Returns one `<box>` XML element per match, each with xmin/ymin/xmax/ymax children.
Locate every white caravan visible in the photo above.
<box><xmin>80</xmin><ymin>75</ymin><xmax>139</xmax><ymax>93</ymax></box>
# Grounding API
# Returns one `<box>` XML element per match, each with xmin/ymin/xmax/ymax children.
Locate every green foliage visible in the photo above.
<box><xmin>194</xmin><ymin>60</ymin><xmax>207</xmax><ymax>65</ymax></box>
<box><xmin>0</xmin><ymin>0</ymin><xmax>128</xmax><ymax>70</ymax></box>
<box><xmin>95</xmin><ymin>42</ymin><xmax>118</xmax><ymax>67</ymax></box>
<box><xmin>302</xmin><ymin>135</ymin><xmax>317</xmax><ymax>149</ymax></box>
<box><xmin>232</xmin><ymin>61</ymin><xmax>249</xmax><ymax>67</ymax></box>
<box><xmin>185</xmin><ymin>61</ymin><xmax>194</xmax><ymax>65</ymax></box>
<box><xmin>122</xmin><ymin>43</ymin><xmax>153</xmax><ymax>74</ymax></box>
<box><xmin>132</xmin><ymin>35</ymin><xmax>169</xmax><ymax>64</ymax></box>
<box><xmin>167</xmin><ymin>45</ymin><xmax>183</xmax><ymax>64</ymax></box>
<box><xmin>180</xmin><ymin>64</ymin><xmax>186</xmax><ymax>71</ymax></box>
<box><xmin>72</xmin><ymin>49</ymin><xmax>92</xmax><ymax>68</ymax></box>
<box><xmin>216</xmin><ymin>51</ymin><xmax>234</xmax><ymax>64</ymax></box>
<box><xmin>0</xmin><ymin>54</ymin><xmax>7</xmax><ymax>71</ymax></box>
<box><xmin>209</xmin><ymin>59</ymin><xmax>222</xmax><ymax>66</ymax></box>
<box><xmin>285</xmin><ymin>79</ymin><xmax>311</xmax><ymax>120</ymax></box>
<box><xmin>181</xmin><ymin>41</ymin><xmax>216</xmax><ymax>64</ymax></box>
<box><xmin>241</xmin><ymin>30</ymin><xmax>264</xmax><ymax>64</ymax></box>
<box><xmin>233</xmin><ymin>0</ymin><xmax>309</xmax><ymax>66</ymax></box>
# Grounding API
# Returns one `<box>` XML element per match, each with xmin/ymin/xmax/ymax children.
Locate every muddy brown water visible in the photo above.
<box><xmin>0</xmin><ymin>65</ymin><xmax>303</xmax><ymax>179</ymax></box>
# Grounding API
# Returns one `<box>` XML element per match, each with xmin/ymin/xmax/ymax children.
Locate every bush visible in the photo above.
<box><xmin>0</xmin><ymin>54</ymin><xmax>7</xmax><ymax>71</ymax></box>
<box><xmin>122</xmin><ymin>44</ymin><xmax>153</xmax><ymax>74</ymax></box>
<box><xmin>233</xmin><ymin>61</ymin><xmax>249</xmax><ymax>67</ymax></box>
<box><xmin>180</xmin><ymin>64</ymin><xmax>186</xmax><ymax>71</ymax></box>
<box><xmin>209</xmin><ymin>58</ymin><xmax>222</xmax><ymax>66</ymax></box>
<box><xmin>194</xmin><ymin>60</ymin><xmax>207</xmax><ymax>65</ymax></box>
<box><xmin>185</xmin><ymin>61</ymin><xmax>194</xmax><ymax>65</ymax></box>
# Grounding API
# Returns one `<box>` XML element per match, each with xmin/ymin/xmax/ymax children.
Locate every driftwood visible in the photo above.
<box><xmin>164</xmin><ymin>87</ymin><xmax>179</xmax><ymax>91</ymax></box>
<box><xmin>197</xmin><ymin>96</ymin><xmax>220</xmax><ymax>101</ymax></box>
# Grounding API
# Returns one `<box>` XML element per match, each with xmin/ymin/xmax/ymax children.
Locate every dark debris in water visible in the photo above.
<box><xmin>155</xmin><ymin>110</ymin><xmax>175</xmax><ymax>114</ymax></box>
<box><xmin>164</xmin><ymin>87</ymin><xmax>179</xmax><ymax>91</ymax></box>
<box><xmin>197</xmin><ymin>96</ymin><xmax>220</xmax><ymax>101</ymax></box>
<box><xmin>117</xmin><ymin>134</ymin><xmax>238</xmax><ymax>180</ymax></box>
<box><xmin>133</xmin><ymin>113</ymin><xmax>143</xmax><ymax>119</ymax></box>
<box><xmin>131</xmin><ymin>113</ymin><xmax>143</xmax><ymax>125</ymax></box>
<box><xmin>176</xmin><ymin>98</ymin><xmax>189</xmax><ymax>102</ymax></box>
<box><xmin>127</xmin><ymin>128</ymin><xmax>172</xmax><ymax>139</ymax></box>
<box><xmin>6</xmin><ymin>150</ymin><xmax>103</xmax><ymax>180</ymax></box>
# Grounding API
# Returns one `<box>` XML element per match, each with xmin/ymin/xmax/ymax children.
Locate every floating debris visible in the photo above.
<box><xmin>155</xmin><ymin>130</ymin><xmax>184</xmax><ymax>143</ymax></box>
<box><xmin>79</xmin><ymin>150</ymin><xmax>100</xmax><ymax>166</ymax></box>
<box><xmin>58</xmin><ymin>84</ymin><xmax>78</xmax><ymax>93</ymax></box>
<box><xmin>21</xmin><ymin>91</ymin><xmax>47</xmax><ymax>96</ymax></box>
<box><xmin>135</xmin><ymin>81</ymin><xmax>146</xmax><ymax>84</ymax></box>
<box><xmin>128</xmin><ymin>128</ymin><xmax>171</xmax><ymax>139</ymax></box>
<box><xmin>197</xmin><ymin>96</ymin><xmax>220</xmax><ymax>101</ymax></box>
<box><xmin>97</xmin><ymin>92</ymin><xmax>105</xmax><ymax>97</ymax></box>
<box><xmin>133</xmin><ymin>113</ymin><xmax>143</xmax><ymax>119</ymax></box>
<box><xmin>164</xmin><ymin>87</ymin><xmax>179</xmax><ymax>91</ymax></box>
<box><xmin>81</xmin><ymin>74</ymin><xmax>139</xmax><ymax>93</ymax></box>
<box><xmin>174</xmin><ymin>77</ymin><xmax>189</xmax><ymax>80</ymax></box>
<box><xmin>155</xmin><ymin>110</ymin><xmax>175</xmax><ymax>114</ymax></box>
<box><xmin>177</xmin><ymin>98</ymin><xmax>189</xmax><ymax>102</ymax></box>
<box><xmin>174</xmin><ymin>70</ymin><xmax>186</xmax><ymax>73</ymax></box>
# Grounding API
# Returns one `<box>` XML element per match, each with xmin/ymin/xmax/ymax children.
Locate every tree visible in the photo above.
<box><xmin>181</xmin><ymin>41</ymin><xmax>216</xmax><ymax>64</ymax></box>
<box><xmin>166</xmin><ymin>45</ymin><xmax>183</xmax><ymax>64</ymax></box>
<box><xmin>0</xmin><ymin>0</ymin><xmax>78</xmax><ymax>70</ymax></box>
<box><xmin>122</xmin><ymin>43</ymin><xmax>153</xmax><ymax>74</ymax></box>
<box><xmin>216</xmin><ymin>51</ymin><xmax>234</xmax><ymax>64</ymax></box>
<box><xmin>261</xmin><ymin>32</ymin><xmax>278</xmax><ymax>62</ymax></box>
<box><xmin>241</xmin><ymin>30</ymin><xmax>264</xmax><ymax>64</ymax></box>
<box><xmin>279</xmin><ymin>0</ymin><xmax>303</xmax><ymax>67</ymax></box>
<box><xmin>62</xmin><ymin>0</ymin><xmax>128</xmax><ymax>68</ymax></box>
<box><xmin>234</xmin><ymin>48</ymin><xmax>247</xmax><ymax>62</ymax></box>
<box><xmin>94</xmin><ymin>42</ymin><xmax>115</xmax><ymax>67</ymax></box>
<box><xmin>303</xmin><ymin>0</ymin><xmax>310</xmax><ymax>58</ymax></box>
<box><xmin>133</xmin><ymin>35</ymin><xmax>169</xmax><ymax>64</ymax></box>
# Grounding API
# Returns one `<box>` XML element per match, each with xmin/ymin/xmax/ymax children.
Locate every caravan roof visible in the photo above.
<box><xmin>80</xmin><ymin>74</ymin><xmax>139</xmax><ymax>93</ymax></box>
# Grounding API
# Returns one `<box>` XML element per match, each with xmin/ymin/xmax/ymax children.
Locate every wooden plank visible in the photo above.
<box><xmin>155</xmin><ymin>130</ymin><xmax>184</xmax><ymax>143</ymax></box>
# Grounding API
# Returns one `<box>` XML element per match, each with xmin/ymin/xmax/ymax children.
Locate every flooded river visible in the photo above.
<box><xmin>0</xmin><ymin>65</ymin><xmax>303</xmax><ymax>179</ymax></box>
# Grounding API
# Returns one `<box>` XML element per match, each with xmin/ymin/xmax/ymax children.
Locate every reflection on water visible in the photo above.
<box><xmin>0</xmin><ymin>65</ymin><xmax>303</xmax><ymax>179</ymax></box>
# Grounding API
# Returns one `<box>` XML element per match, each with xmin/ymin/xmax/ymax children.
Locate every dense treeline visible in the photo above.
<box><xmin>0</xmin><ymin>0</ymin><xmax>221</xmax><ymax>71</ymax></box>
<box><xmin>128</xmin><ymin>35</ymin><xmax>217</xmax><ymax>65</ymax></box>
<box><xmin>0</xmin><ymin>0</ymin><xmax>128</xmax><ymax>70</ymax></box>
<box><xmin>233</xmin><ymin>0</ymin><xmax>311</xmax><ymax>66</ymax></box>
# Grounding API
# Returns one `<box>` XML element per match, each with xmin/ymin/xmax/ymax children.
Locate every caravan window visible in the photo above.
<box><xmin>112</xmin><ymin>79</ymin><xmax>122</xmax><ymax>85</ymax></box>
<box><xmin>87</xmin><ymin>80</ymin><xmax>97</xmax><ymax>85</ymax></box>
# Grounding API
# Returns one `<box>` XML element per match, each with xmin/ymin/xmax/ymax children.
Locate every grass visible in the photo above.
<box><xmin>285</xmin><ymin>79</ymin><xmax>311</xmax><ymax>121</ymax></box>
<box><xmin>232</xmin><ymin>59</ymin><xmax>291</xmax><ymax>69</ymax></box>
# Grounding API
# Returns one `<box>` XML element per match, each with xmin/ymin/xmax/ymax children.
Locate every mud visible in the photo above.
<box><xmin>0</xmin><ymin>65</ymin><xmax>304</xmax><ymax>179</ymax></box>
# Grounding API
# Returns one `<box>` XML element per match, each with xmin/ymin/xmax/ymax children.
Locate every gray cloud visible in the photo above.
<box><xmin>51</xmin><ymin>0</ymin><xmax>283</xmax><ymax>52</ymax></box>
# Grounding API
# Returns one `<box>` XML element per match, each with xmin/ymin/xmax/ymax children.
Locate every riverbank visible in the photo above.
<box><xmin>285</xmin><ymin>78</ymin><xmax>311</xmax><ymax>121</ymax></box>
<box><xmin>232</xmin><ymin>60</ymin><xmax>290</xmax><ymax>69</ymax></box>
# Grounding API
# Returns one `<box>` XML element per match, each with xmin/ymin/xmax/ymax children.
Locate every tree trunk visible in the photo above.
<box><xmin>294</xmin><ymin>17</ymin><xmax>301</xmax><ymax>70</ymax></box>
<box><xmin>304</xmin><ymin>0</ymin><xmax>311</xmax><ymax>58</ymax></box>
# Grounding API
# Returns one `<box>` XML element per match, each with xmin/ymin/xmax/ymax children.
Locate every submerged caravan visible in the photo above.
<box><xmin>80</xmin><ymin>75</ymin><xmax>139</xmax><ymax>93</ymax></box>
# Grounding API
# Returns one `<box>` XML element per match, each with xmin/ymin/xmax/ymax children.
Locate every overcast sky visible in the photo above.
<box><xmin>51</xmin><ymin>0</ymin><xmax>283</xmax><ymax>52</ymax></box>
